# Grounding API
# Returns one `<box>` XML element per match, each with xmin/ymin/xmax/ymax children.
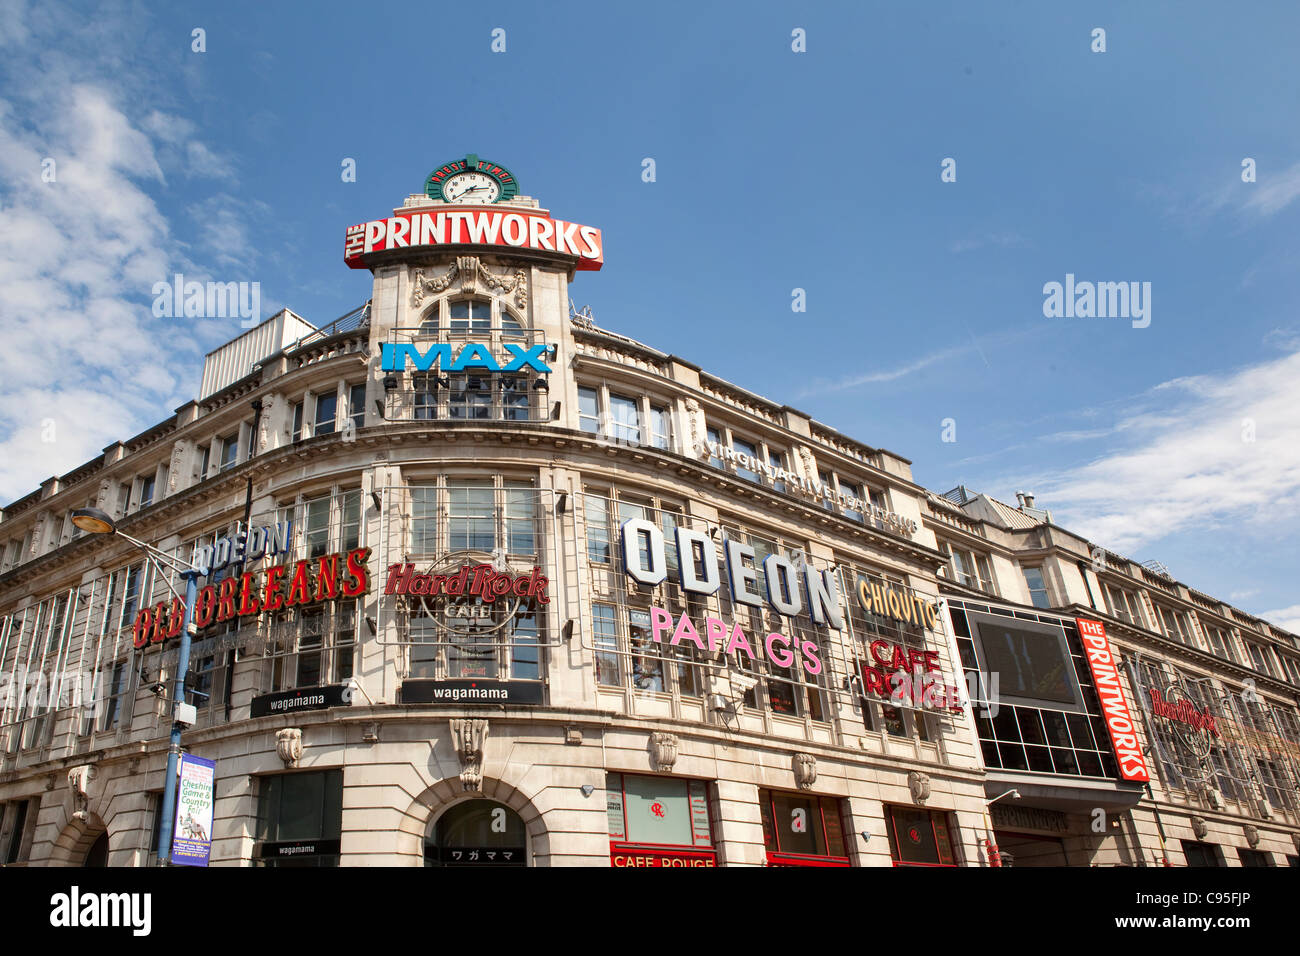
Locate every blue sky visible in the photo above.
<box><xmin>1</xmin><ymin>1</ymin><xmax>1297</xmax><ymax>627</ymax></box>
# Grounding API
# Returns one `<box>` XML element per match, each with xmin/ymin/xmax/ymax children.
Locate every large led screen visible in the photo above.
<box><xmin>968</xmin><ymin>612</ymin><xmax>1082</xmax><ymax>710</ymax></box>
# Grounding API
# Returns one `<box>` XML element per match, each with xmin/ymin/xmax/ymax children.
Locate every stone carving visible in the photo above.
<box><xmin>1191</xmin><ymin>815</ymin><xmax>1208</xmax><ymax>839</ymax></box>
<box><xmin>1244</xmin><ymin>824</ymin><xmax>1260</xmax><ymax>847</ymax></box>
<box><xmin>411</xmin><ymin>259</ymin><xmax>527</xmax><ymax>310</ymax></box>
<box><xmin>97</xmin><ymin>479</ymin><xmax>112</xmax><ymax>510</ymax></box>
<box><xmin>450</xmin><ymin>718</ymin><xmax>489</xmax><ymax>792</ymax></box>
<box><xmin>169</xmin><ymin>442</ymin><xmax>185</xmax><ymax>492</ymax></box>
<box><xmin>257</xmin><ymin>396</ymin><xmax>274</xmax><ymax>453</ymax></box>
<box><xmin>908</xmin><ymin>770</ymin><xmax>931</xmax><ymax>805</ymax></box>
<box><xmin>275</xmin><ymin>728</ymin><xmax>303</xmax><ymax>768</ymax></box>
<box><xmin>684</xmin><ymin>398</ymin><xmax>704</xmax><ymax>458</ymax></box>
<box><xmin>68</xmin><ymin>765</ymin><xmax>94</xmax><ymax>822</ymax></box>
<box><xmin>798</xmin><ymin>446</ymin><xmax>815</xmax><ymax>480</ymax></box>
<box><xmin>793</xmin><ymin>753</ymin><xmax>817</xmax><ymax>790</ymax></box>
<box><xmin>650</xmin><ymin>732</ymin><xmax>678</xmax><ymax>772</ymax></box>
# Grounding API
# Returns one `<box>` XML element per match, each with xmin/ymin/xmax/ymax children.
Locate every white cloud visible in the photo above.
<box><xmin>1242</xmin><ymin>161</ymin><xmax>1300</xmax><ymax>217</ymax></box>
<box><xmin>0</xmin><ymin>3</ymin><xmax>259</xmax><ymax>503</ymax></box>
<box><xmin>799</xmin><ymin>344</ymin><xmax>971</xmax><ymax>395</ymax></box>
<box><xmin>1021</xmin><ymin>349</ymin><xmax>1300</xmax><ymax>553</ymax></box>
<box><xmin>1258</xmin><ymin>604</ymin><xmax>1300</xmax><ymax>634</ymax></box>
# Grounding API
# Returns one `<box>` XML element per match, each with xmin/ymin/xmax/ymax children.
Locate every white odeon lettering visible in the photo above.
<box><xmin>619</xmin><ymin>519</ymin><xmax>844</xmax><ymax>629</ymax></box>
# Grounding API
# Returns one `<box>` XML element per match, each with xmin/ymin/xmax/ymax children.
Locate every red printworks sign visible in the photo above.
<box><xmin>1075</xmin><ymin>618</ymin><xmax>1151</xmax><ymax>782</ymax></box>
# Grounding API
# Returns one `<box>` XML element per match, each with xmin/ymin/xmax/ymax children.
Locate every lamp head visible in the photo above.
<box><xmin>71</xmin><ymin>507</ymin><xmax>116</xmax><ymax>535</ymax></box>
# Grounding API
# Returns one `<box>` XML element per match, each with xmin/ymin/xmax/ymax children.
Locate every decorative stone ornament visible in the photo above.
<box><xmin>793</xmin><ymin>753</ymin><xmax>817</xmax><ymax>790</ymax></box>
<box><xmin>450</xmin><ymin>718</ymin><xmax>489</xmax><ymax>792</ymax></box>
<box><xmin>275</xmin><ymin>728</ymin><xmax>303</xmax><ymax>768</ymax></box>
<box><xmin>1244</xmin><ymin>825</ymin><xmax>1260</xmax><ymax>847</ymax></box>
<box><xmin>67</xmin><ymin>765</ymin><xmax>94</xmax><ymax>822</ymax></box>
<box><xmin>650</xmin><ymin>732</ymin><xmax>678</xmax><ymax>772</ymax></box>
<box><xmin>1191</xmin><ymin>815</ymin><xmax>1208</xmax><ymax>839</ymax></box>
<box><xmin>908</xmin><ymin>770</ymin><xmax>931</xmax><ymax>805</ymax></box>
<box><xmin>411</xmin><ymin>258</ymin><xmax>527</xmax><ymax>310</ymax></box>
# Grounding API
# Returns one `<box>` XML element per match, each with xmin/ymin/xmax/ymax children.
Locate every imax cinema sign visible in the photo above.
<box><xmin>380</xmin><ymin>342</ymin><xmax>552</xmax><ymax>374</ymax></box>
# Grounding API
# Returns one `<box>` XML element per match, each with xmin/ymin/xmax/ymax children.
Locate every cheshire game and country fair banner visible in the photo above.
<box><xmin>171</xmin><ymin>754</ymin><xmax>216</xmax><ymax>867</ymax></box>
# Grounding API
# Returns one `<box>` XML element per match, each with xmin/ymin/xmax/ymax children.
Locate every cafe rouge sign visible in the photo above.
<box><xmin>133</xmin><ymin>547</ymin><xmax>372</xmax><ymax>648</ymax></box>
<box><xmin>854</xmin><ymin>576</ymin><xmax>963</xmax><ymax>712</ymax></box>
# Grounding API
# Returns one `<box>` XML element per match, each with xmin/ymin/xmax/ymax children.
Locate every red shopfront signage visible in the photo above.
<box><xmin>860</xmin><ymin>639</ymin><xmax>964</xmax><ymax>713</ymax></box>
<box><xmin>132</xmin><ymin>547</ymin><xmax>372</xmax><ymax>649</ymax></box>
<box><xmin>1075</xmin><ymin>618</ymin><xmax>1150</xmax><ymax>783</ymax></box>
<box><xmin>344</xmin><ymin>208</ymin><xmax>603</xmax><ymax>270</ymax></box>
<box><xmin>384</xmin><ymin>563</ymin><xmax>550</xmax><ymax>602</ymax></box>
<box><xmin>609</xmin><ymin>843</ymin><xmax>717</xmax><ymax>868</ymax></box>
<box><xmin>1148</xmin><ymin>687</ymin><xmax>1220</xmax><ymax>738</ymax></box>
<box><xmin>765</xmin><ymin>851</ymin><xmax>850</xmax><ymax>867</ymax></box>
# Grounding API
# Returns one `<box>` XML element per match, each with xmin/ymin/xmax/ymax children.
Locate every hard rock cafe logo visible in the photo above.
<box><xmin>384</xmin><ymin>551</ymin><xmax>549</xmax><ymax>637</ymax></box>
<box><xmin>1148</xmin><ymin>683</ymin><xmax>1218</xmax><ymax>760</ymax></box>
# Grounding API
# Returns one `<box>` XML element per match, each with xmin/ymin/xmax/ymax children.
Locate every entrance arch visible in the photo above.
<box><xmin>424</xmin><ymin>799</ymin><xmax>526</xmax><ymax>866</ymax></box>
<box><xmin>83</xmin><ymin>831</ymin><xmax>109</xmax><ymax>867</ymax></box>
<box><xmin>47</xmin><ymin>812</ymin><xmax>109</xmax><ymax>867</ymax></box>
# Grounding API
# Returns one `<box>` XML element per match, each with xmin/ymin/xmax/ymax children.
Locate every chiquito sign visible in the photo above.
<box><xmin>621</xmin><ymin>520</ymin><xmax>843</xmax><ymax>676</ymax></box>
<box><xmin>132</xmin><ymin>548</ymin><xmax>372</xmax><ymax>649</ymax></box>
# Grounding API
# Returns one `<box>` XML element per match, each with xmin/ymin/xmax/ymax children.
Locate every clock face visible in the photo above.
<box><xmin>425</xmin><ymin>156</ymin><xmax>520</xmax><ymax>204</ymax></box>
<box><xmin>442</xmin><ymin>171</ymin><xmax>501</xmax><ymax>204</ymax></box>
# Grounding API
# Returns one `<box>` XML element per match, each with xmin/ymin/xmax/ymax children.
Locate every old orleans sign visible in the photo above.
<box><xmin>133</xmin><ymin>547</ymin><xmax>372</xmax><ymax>648</ymax></box>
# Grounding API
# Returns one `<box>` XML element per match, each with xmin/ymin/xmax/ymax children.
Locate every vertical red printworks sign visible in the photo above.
<box><xmin>1075</xmin><ymin>618</ymin><xmax>1151</xmax><ymax>783</ymax></box>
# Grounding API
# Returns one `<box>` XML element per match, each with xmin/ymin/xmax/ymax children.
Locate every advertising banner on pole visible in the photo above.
<box><xmin>171</xmin><ymin>754</ymin><xmax>216</xmax><ymax>866</ymax></box>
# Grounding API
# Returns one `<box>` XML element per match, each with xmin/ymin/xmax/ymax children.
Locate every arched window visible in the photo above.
<box><xmin>418</xmin><ymin>308</ymin><xmax>439</xmax><ymax>335</ymax></box>
<box><xmin>499</xmin><ymin>310</ymin><xmax>525</xmax><ymax>337</ymax></box>
<box><xmin>424</xmin><ymin>800</ymin><xmax>526</xmax><ymax>866</ymax></box>
<box><xmin>449</xmin><ymin>299</ymin><xmax>491</xmax><ymax>334</ymax></box>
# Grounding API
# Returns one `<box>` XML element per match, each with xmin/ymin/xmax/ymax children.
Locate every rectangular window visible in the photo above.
<box><xmin>1181</xmin><ymin>840</ymin><xmax>1224</xmax><ymax>867</ymax></box>
<box><xmin>818</xmin><ymin>470</ymin><xmax>835</xmax><ymax>510</ymax></box>
<box><xmin>585</xmin><ymin>494</ymin><xmax>610</xmax><ymax>565</ymax></box>
<box><xmin>349</xmin><ymin>384</ymin><xmax>366</xmax><ymax>431</ymax></box>
<box><xmin>706</xmin><ymin>427</ymin><xmax>723</xmax><ymax>468</ymax></box>
<box><xmin>758</xmin><ymin>789</ymin><xmax>848</xmax><ymax>865</ymax></box>
<box><xmin>1023</xmin><ymin>566</ymin><xmax>1050</xmax><ymax>609</ymax></box>
<box><xmin>884</xmin><ymin>805</ymin><xmax>956</xmax><ymax>867</ymax></box>
<box><xmin>1246</xmin><ymin>642</ymin><xmax>1276</xmax><ymax>677</ymax></box>
<box><xmin>220</xmin><ymin>434</ymin><xmax>239</xmax><ymax>471</ymax></box>
<box><xmin>578</xmin><ymin>386</ymin><xmax>600</xmax><ymax>434</ymax></box>
<box><xmin>411</xmin><ymin>486</ymin><xmax>439</xmax><ymax>555</ymax></box>
<box><xmin>768</xmin><ymin>451</ymin><xmax>786</xmax><ymax>493</ymax></box>
<box><xmin>649</xmin><ymin>405</ymin><xmax>670</xmax><ymax>450</ymax></box>
<box><xmin>504</xmin><ymin>481</ymin><xmax>536</xmax><ymax>556</ymax></box>
<box><xmin>139</xmin><ymin>474</ymin><xmax>155</xmax><ymax>509</ymax></box>
<box><xmin>732</xmin><ymin>437</ymin><xmax>759</xmax><ymax>482</ymax></box>
<box><xmin>199</xmin><ymin>443</ymin><xmax>211</xmax><ymax>480</ymax></box>
<box><xmin>841</xmin><ymin>481</ymin><xmax>864</xmax><ymax>522</ymax></box>
<box><xmin>448</xmin><ymin>481</ymin><xmax>494</xmax><ymax>551</ymax></box>
<box><xmin>609</xmin><ymin>394</ymin><xmax>640</xmax><ymax>444</ymax></box>
<box><xmin>292</xmin><ymin>402</ymin><xmax>304</xmax><ymax>442</ymax></box>
<box><xmin>340</xmin><ymin>490</ymin><xmax>361</xmax><ymax>551</ymax></box>
<box><xmin>593</xmin><ymin>603</ymin><xmax>621</xmax><ymax>687</ymax></box>
<box><xmin>448</xmin><ymin>375</ymin><xmax>491</xmax><ymax>419</ymax></box>
<box><xmin>606</xmin><ymin>773</ymin><xmax>713</xmax><ymax>851</ymax></box>
<box><xmin>629</xmin><ymin>609</ymin><xmax>664</xmax><ymax>693</ymax></box>
<box><xmin>314</xmin><ymin>392</ymin><xmax>337</xmax><ymax>436</ymax></box>
<box><xmin>255</xmin><ymin>769</ymin><xmax>343</xmax><ymax>867</ymax></box>
<box><xmin>304</xmin><ymin>496</ymin><xmax>331</xmax><ymax>559</ymax></box>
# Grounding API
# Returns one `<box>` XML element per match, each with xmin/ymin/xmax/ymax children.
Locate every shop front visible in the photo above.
<box><xmin>757</xmin><ymin>787</ymin><xmax>851</xmax><ymax>866</ymax></box>
<box><xmin>425</xmin><ymin>800</ymin><xmax>527</xmax><ymax>867</ymax></box>
<box><xmin>606</xmin><ymin>772</ymin><xmax>716</xmax><ymax>867</ymax></box>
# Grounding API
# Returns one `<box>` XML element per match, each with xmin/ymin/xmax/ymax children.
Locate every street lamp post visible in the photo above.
<box><xmin>72</xmin><ymin>507</ymin><xmax>207</xmax><ymax>866</ymax></box>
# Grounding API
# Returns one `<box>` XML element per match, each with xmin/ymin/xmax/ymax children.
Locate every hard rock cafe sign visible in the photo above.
<box><xmin>1148</xmin><ymin>682</ymin><xmax>1218</xmax><ymax>760</ymax></box>
<box><xmin>384</xmin><ymin>552</ymin><xmax>549</xmax><ymax>638</ymax></box>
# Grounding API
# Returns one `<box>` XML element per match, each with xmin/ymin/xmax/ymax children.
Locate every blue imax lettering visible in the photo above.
<box><xmin>380</xmin><ymin>342</ymin><xmax>553</xmax><ymax>373</ymax></box>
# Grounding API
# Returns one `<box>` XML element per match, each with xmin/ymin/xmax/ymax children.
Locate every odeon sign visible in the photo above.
<box><xmin>620</xmin><ymin>520</ymin><xmax>843</xmax><ymax>677</ymax></box>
